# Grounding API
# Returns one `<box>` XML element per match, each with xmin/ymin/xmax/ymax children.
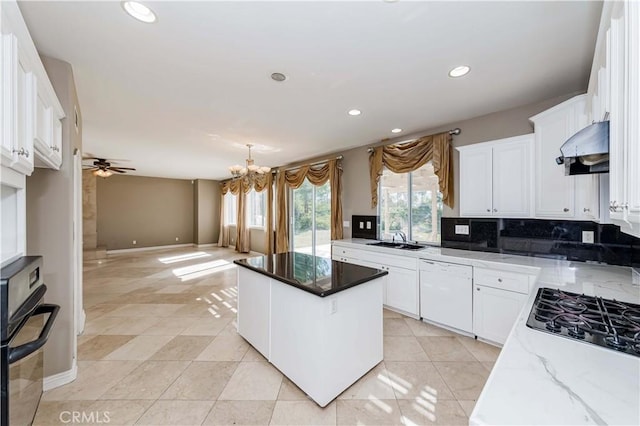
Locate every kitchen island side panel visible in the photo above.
<box><xmin>269</xmin><ymin>276</ymin><xmax>384</xmax><ymax>407</ymax></box>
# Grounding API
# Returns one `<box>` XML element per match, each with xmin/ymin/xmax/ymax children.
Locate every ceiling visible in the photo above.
<box><xmin>19</xmin><ymin>1</ymin><xmax>602</xmax><ymax>180</ymax></box>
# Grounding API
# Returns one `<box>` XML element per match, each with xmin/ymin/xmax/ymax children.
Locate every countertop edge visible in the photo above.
<box><xmin>234</xmin><ymin>258</ymin><xmax>388</xmax><ymax>298</ymax></box>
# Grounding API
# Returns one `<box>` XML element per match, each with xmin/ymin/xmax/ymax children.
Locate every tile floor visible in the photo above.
<box><xmin>34</xmin><ymin>247</ymin><xmax>500</xmax><ymax>425</ymax></box>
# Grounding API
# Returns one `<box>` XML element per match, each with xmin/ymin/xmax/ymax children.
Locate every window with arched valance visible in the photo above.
<box><xmin>218</xmin><ymin>173</ymin><xmax>274</xmax><ymax>254</ymax></box>
<box><xmin>275</xmin><ymin>159</ymin><xmax>343</xmax><ymax>253</ymax></box>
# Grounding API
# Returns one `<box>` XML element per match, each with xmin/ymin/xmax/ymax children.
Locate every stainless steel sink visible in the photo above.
<box><xmin>367</xmin><ymin>241</ymin><xmax>402</xmax><ymax>248</ymax></box>
<box><xmin>366</xmin><ymin>241</ymin><xmax>425</xmax><ymax>250</ymax></box>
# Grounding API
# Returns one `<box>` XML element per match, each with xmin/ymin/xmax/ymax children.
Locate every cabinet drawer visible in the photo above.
<box><xmin>358</xmin><ymin>250</ymin><xmax>417</xmax><ymax>270</ymax></box>
<box><xmin>332</xmin><ymin>247</ymin><xmax>361</xmax><ymax>260</ymax></box>
<box><xmin>474</xmin><ymin>268</ymin><xmax>530</xmax><ymax>294</ymax></box>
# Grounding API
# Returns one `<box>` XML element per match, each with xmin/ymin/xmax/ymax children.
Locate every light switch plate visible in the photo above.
<box><xmin>455</xmin><ymin>225</ymin><xmax>470</xmax><ymax>235</ymax></box>
<box><xmin>343</xmin><ymin>221</ymin><xmax>350</xmax><ymax>228</ymax></box>
<box><xmin>582</xmin><ymin>231</ymin><xmax>595</xmax><ymax>244</ymax></box>
<box><xmin>366</xmin><ymin>221</ymin><xmax>372</xmax><ymax>230</ymax></box>
<box><xmin>359</xmin><ymin>222</ymin><xmax>364</xmax><ymax>229</ymax></box>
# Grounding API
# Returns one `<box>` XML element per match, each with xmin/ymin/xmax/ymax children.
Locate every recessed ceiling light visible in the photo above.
<box><xmin>391</xmin><ymin>128</ymin><xmax>402</xmax><ymax>134</ymax></box>
<box><xmin>448</xmin><ymin>65</ymin><xmax>470</xmax><ymax>78</ymax></box>
<box><xmin>122</xmin><ymin>1</ymin><xmax>157</xmax><ymax>23</ymax></box>
<box><xmin>348</xmin><ymin>109</ymin><xmax>361</xmax><ymax>116</ymax></box>
<box><xmin>271</xmin><ymin>72</ymin><xmax>287</xmax><ymax>82</ymax></box>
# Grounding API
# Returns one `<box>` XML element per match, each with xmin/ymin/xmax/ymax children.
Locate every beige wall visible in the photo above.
<box><xmin>97</xmin><ymin>175</ymin><xmax>194</xmax><ymax>250</ymax></box>
<box><xmin>26</xmin><ymin>56</ymin><xmax>82</xmax><ymax>377</ymax></box>
<box><xmin>82</xmin><ymin>170</ymin><xmax>97</xmax><ymax>249</ymax></box>
<box><xmin>194</xmin><ymin>179</ymin><xmax>220</xmax><ymax>245</ymax></box>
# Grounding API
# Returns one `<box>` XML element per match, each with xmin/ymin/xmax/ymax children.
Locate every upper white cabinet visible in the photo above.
<box><xmin>1</xmin><ymin>1</ymin><xmax>64</xmax><ymax>174</ymax></box>
<box><xmin>529</xmin><ymin>95</ymin><xmax>599</xmax><ymax>221</ymax></box>
<box><xmin>589</xmin><ymin>1</ymin><xmax>640</xmax><ymax>237</ymax></box>
<box><xmin>458</xmin><ymin>134</ymin><xmax>533</xmax><ymax>218</ymax></box>
<box><xmin>1</xmin><ymin>33</ymin><xmax>34</xmax><ymax>176</ymax></box>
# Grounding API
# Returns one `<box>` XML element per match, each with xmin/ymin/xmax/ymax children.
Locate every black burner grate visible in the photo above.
<box><xmin>526</xmin><ymin>288</ymin><xmax>640</xmax><ymax>357</ymax></box>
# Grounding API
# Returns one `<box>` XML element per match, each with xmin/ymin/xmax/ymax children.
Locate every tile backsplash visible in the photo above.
<box><xmin>442</xmin><ymin>217</ymin><xmax>640</xmax><ymax>267</ymax></box>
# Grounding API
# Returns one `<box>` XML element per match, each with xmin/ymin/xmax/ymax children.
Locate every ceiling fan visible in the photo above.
<box><xmin>82</xmin><ymin>157</ymin><xmax>136</xmax><ymax>178</ymax></box>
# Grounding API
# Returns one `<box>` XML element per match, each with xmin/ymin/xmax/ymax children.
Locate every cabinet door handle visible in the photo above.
<box><xmin>493</xmin><ymin>208</ymin><xmax>497</xmax><ymax>212</ymax></box>
<box><xmin>583</xmin><ymin>208</ymin><xmax>590</xmax><ymax>213</ymax></box>
<box><xmin>563</xmin><ymin>208</ymin><xmax>569</xmax><ymax>212</ymax></box>
<box><xmin>476</xmin><ymin>287</ymin><xmax>480</xmax><ymax>291</ymax></box>
<box><xmin>486</xmin><ymin>209</ymin><xmax>491</xmax><ymax>212</ymax></box>
<box><xmin>497</xmin><ymin>278</ymin><xmax>503</xmax><ymax>283</ymax></box>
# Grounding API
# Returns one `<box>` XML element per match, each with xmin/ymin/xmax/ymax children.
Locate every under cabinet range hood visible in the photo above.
<box><xmin>555</xmin><ymin>121</ymin><xmax>609</xmax><ymax>175</ymax></box>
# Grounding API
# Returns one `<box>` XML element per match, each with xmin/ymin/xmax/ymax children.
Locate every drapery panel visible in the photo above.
<box><xmin>369</xmin><ymin>131</ymin><xmax>453</xmax><ymax>208</ymax></box>
<box><xmin>220</xmin><ymin>178</ymin><xmax>251</xmax><ymax>253</ymax></box>
<box><xmin>217</xmin><ymin>191</ymin><xmax>230</xmax><ymax>248</ymax></box>
<box><xmin>219</xmin><ymin>172</ymin><xmax>274</xmax><ymax>254</ymax></box>
<box><xmin>275</xmin><ymin>159</ymin><xmax>343</xmax><ymax>254</ymax></box>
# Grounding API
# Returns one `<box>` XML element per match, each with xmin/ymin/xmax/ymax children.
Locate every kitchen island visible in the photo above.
<box><xmin>233</xmin><ymin>252</ymin><xmax>388</xmax><ymax>407</ymax></box>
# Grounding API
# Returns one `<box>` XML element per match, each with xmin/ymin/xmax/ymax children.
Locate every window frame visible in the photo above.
<box><xmin>377</xmin><ymin>163</ymin><xmax>442</xmax><ymax>243</ymax></box>
<box><xmin>247</xmin><ymin>189</ymin><xmax>266</xmax><ymax>229</ymax></box>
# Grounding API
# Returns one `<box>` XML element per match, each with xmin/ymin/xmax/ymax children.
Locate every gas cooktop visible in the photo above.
<box><xmin>526</xmin><ymin>287</ymin><xmax>640</xmax><ymax>357</ymax></box>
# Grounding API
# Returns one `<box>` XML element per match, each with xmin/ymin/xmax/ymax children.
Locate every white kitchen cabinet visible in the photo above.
<box><xmin>458</xmin><ymin>134</ymin><xmax>533</xmax><ymax>218</ymax></box>
<box><xmin>472</xmin><ymin>267</ymin><xmax>533</xmax><ymax>345</ymax></box>
<box><xmin>33</xmin><ymin>79</ymin><xmax>62</xmax><ymax>169</ymax></box>
<box><xmin>331</xmin><ymin>243</ymin><xmax>418</xmax><ymax>317</ymax></box>
<box><xmin>473</xmin><ymin>284</ymin><xmax>527</xmax><ymax>346</ymax></box>
<box><xmin>1</xmin><ymin>33</ymin><xmax>34</xmax><ymax>176</ymax></box>
<box><xmin>605</xmin><ymin>2</ymin><xmax>640</xmax><ymax>237</ymax></box>
<box><xmin>530</xmin><ymin>95</ymin><xmax>593</xmax><ymax>220</ymax></box>
<box><xmin>1</xmin><ymin>3</ymin><xmax>65</xmax><ymax>175</ymax></box>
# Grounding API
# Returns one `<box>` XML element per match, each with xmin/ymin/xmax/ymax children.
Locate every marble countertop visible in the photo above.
<box><xmin>234</xmin><ymin>251</ymin><xmax>387</xmax><ymax>297</ymax></box>
<box><xmin>333</xmin><ymin>238</ymin><xmax>640</xmax><ymax>425</ymax></box>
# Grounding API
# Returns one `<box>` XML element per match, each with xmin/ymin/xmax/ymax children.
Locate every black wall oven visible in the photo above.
<box><xmin>1</xmin><ymin>256</ymin><xmax>59</xmax><ymax>426</ymax></box>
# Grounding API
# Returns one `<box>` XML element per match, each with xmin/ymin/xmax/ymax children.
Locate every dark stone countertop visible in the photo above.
<box><xmin>234</xmin><ymin>252</ymin><xmax>388</xmax><ymax>297</ymax></box>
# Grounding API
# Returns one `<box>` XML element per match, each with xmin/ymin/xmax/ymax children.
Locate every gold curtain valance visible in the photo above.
<box><xmin>369</xmin><ymin>131</ymin><xmax>453</xmax><ymax>208</ymax></box>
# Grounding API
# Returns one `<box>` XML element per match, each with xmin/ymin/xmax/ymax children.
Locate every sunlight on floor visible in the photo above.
<box><xmin>172</xmin><ymin>259</ymin><xmax>237</xmax><ymax>281</ymax></box>
<box><xmin>380</xmin><ymin>371</ymin><xmax>410</xmax><ymax>395</ymax></box>
<box><xmin>365</xmin><ymin>396</ymin><xmax>393</xmax><ymax>414</ymax></box>
<box><xmin>158</xmin><ymin>251</ymin><xmax>211</xmax><ymax>264</ymax></box>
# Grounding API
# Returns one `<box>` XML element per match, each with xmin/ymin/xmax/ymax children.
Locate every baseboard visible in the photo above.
<box><xmin>107</xmin><ymin>243</ymin><xmax>193</xmax><ymax>254</ymax></box>
<box><xmin>77</xmin><ymin>308</ymin><xmax>86</xmax><ymax>335</ymax></box>
<box><xmin>195</xmin><ymin>243</ymin><xmax>218</xmax><ymax>248</ymax></box>
<box><xmin>43</xmin><ymin>361</ymin><xmax>77</xmax><ymax>391</ymax></box>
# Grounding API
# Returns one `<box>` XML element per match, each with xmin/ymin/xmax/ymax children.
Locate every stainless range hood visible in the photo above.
<box><xmin>555</xmin><ymin>121</ymin><xmax>609</xmax><ymax>175</ymax></box>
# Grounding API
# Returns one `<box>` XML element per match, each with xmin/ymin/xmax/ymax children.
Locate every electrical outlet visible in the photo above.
<box><xmin>132</xmin><ymin>240</ymin><xmax>137</xmax><ymax>245</ymax></box>
<box><xmin>359</xmin><ymin>222</ymin><xmax>364</xmax><ymax>229</ymax></box>
<box><xmin>343</xmin><ymin>220</ymin><xmax>350</xmax><ymax>228</ymax></box>
<box><xmin>366</xmin><ymin>221</ymin><xmax>372</xmax><ymax>230</ymax></box>
<box><xmin>582</xmin><ymin>231</ymin><xmax>595</xmax><ymax>244</ymax></box>
<box><xmin>330</xmin><ymin>299</ymin><xmax>338</xmax><ymax>314</ymax></box>
<box><xmin>455</xmin><ymin>225</ymin><xmax>470</xmax><ymax>235</ymax></box>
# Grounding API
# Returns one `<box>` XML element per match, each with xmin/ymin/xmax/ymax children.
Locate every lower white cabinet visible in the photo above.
<box><xmin>472</xmin><ymin>267</ymin><xmax>532</xmax><ymax>345</ymax></box>
<box><xmin>332</xmin><ymin>243</ymin><xmax>419</xmax><ymax>317</ymax></box>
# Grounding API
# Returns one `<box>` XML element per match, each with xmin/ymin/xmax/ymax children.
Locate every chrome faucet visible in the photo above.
<box><xmin>392</xmin><ymin>231</ymin><xmax>407</xmax><ymax>243</ymax></box>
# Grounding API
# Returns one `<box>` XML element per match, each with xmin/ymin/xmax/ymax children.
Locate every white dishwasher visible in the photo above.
<box><xmin>419</xmin><ymin>259</ymin><xmax>473</xmax><ymax>333</ymax></box>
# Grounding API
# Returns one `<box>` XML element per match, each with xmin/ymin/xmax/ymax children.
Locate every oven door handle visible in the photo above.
<box><xmin>8</xmin><ymin>303</ymin><xmax>60</xmax><ymax>364</ymax></box>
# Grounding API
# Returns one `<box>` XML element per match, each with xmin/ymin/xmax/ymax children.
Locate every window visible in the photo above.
<box><xmin>224</xmin><ymin>192</ymin><xmax>237</xmax><ymax>225</ymax></box>
<box><xmin>378</xmin><ymin>162</ymin><xmax>443</xmax><ymax>243</ymax></box>
<box><xmin>247</xmin><ymin>190</ymin><xmax>266</xmax><ymax>228</ymax></box>
<box><xmin>291</xmin><ymin>180</ymin><xmax>332</xmax><ymax>258</ymax></box>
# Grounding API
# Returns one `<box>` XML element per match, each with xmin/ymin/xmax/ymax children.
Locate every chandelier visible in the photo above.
<box><xmin>228</xmin><ymin>144</ymin><xmax>271</xmax><ymax>179</ymax></box>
